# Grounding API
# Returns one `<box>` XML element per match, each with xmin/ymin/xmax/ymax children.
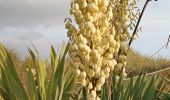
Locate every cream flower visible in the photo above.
<box><xmin>105</xmin><ymin>67</ymin><xmax>110</xmax><ymax>75</ymax></box>
<box><xmin>88</xmin><ymin>82</ymin><xmax>93</xmax><ymax>89</ymax></box>
<box><xmin>87</xmin><ymin>3</ymin><xmax>99</xmax><ymax>13</ymax></box>
<box><xmin>85</xmin><ymin>12</ymin><xmax>94</xmax><ymax>22</ymax></box>
<box><xmin>96</xmin><ymin>96</ymin><xmax>101</xmax><ymax>100</ymax></box>
<box><xmin>74</xmin><ymin>3</ymin><xmax>79</xmax><ymax>10</ymax></box>
<box><xmin>80</xmin><ymin>79</ymin><xmax>87</xmax><ymax>86</ymax></box>
<box><xmin>88</xmin><ymin>69</ymin><xmax>95</xmax><ymax>77</ymax></box>
<box><xmin>115</xmin><ymin>75</ymin><xmax>120</xmax><ymax>83</ymax></box>
<box><xmin>66</xmin><ymin>0</ymin><xmax>131</xmax><ymax>99</ymax></box>
<box><xmin>79</xmin><ymin>71</ymin><xmax>87</xmax><ymax>79</ymax></box>
<box><xmin>82</xmin><ymin>0</ymin><xmax>87</xmax><ymax>9</ymax></box>
<box><xmin>76</xmin><ymin>69</ymin><xmax>81</xmax><ymax>76</ymax></box>
<box><xmin>104</xmin><ymin>52</ymin><xmax>113</xmax><ymax>59</ymax></box>
<box><xmin>119</xmin><ymin>55</ymin><xmax>127</xmax><ymax>62</ymax></box>
<box><xmin>98</xmin><ymin>76</ymin><xmax>105</xmax><ymax>84</ymax></box>
<box><xmin>96</xmin><ymin>83</ymin><xmax>102</xmax><ymax>91</ymax></box>
<box><xmin>90</xmin><ymin>90</ymin><xmax>96</xmax><ymax>98</ymax></box>
<box><xmin>78</xmin><ymin>34</ymin><xmax>87</xmax><ymax>44</ymax></box>
<box><xmin>85</xmin><ymin>21</ymin><xmax>94</xmax><ymax>30</ymax></box>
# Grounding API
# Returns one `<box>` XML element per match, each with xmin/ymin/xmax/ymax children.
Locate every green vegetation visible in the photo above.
<box><xmin>0</xmin><ymin>43</ymin><xmax>76</xmax><ymax>100</ymax></box>
<box><xmin>0</xmin><ymin>43</ymin><xmax>170</xmax><ymax>100</ymax></box>
<box><xmin>4</xmin><ymin>46</ymin><xmax>170</xmax><ymax>82</ymax></box>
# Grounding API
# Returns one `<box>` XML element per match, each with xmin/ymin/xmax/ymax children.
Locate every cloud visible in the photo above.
<box><xmin>18</xmin><ymin>31</ymin><xmax>44</xmax><ymax>40</ymax></box>
<box><xmin>0</xmin><ymin>0</ymin><xmax>170</xmax><ymax>59</ymax></box>
<box><xmin>0</xmin><ymin>27</ymin><xmax>43</xmax><ymax>40</ymax></box>
<box><xmin>0</xmin><ymin>0</ymin><xmax>69</xmax><ymax>58</ymax></box>
<box><xmin>0</xmin><ymin>0</ymin><xmax>70</xmax><ymax>28</ymax></box>
<box><xmin>0</xmin><ymin>29</ymin><xmax>59</xmax><ymax>59</ymax></box>
<box><xmin>0</xmin><ymin>25</ymin><xmax>67</xmax><ymax>58</ymax></box>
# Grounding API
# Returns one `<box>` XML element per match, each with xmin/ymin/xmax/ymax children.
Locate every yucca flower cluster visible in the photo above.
<box><xmin>65</xmin><ymin>0</ymin><xmax>129</xmax><ymax>99</ymax></box>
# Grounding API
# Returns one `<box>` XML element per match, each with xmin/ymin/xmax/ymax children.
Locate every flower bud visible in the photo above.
<box><xmin>100</xmin><ymin>70</ymin><xmax>105</xmax><ymax>77</ymax></box>
<box><xmin>98</xmin><ymin>76</ymin><xmax>105</xmax><ymax>84</ymax></box>
<box><xmin>78</xmin><ymin>34</ymin><xmax>87</xmax><ymax>44</ymax></box>
<box><xmin>114</xmin><ymin>63</ymin><xmax>123</xmax><ymax>73</ymax></box>
<box><xmin>79</xmin><ymin>71</ymin><xmax>87</xmax><ymax>79</ymax></box>
<box><xmin>87</xmin><ymin>3</ymin><xmax>99</xmax><ymax>13</ymax></box>
<box><xmin>120</xmin><ymin>43</ymin><xmax>128</xmax><ymax>53</ymax></box>
<box><xmin>72</xmin><ymin>56</ymin><xmax>81</xmax><ymax>63</ymax></box>
<box><xmin>65</xmin><ymin>21</ymin><xmax>71</xmax><ymax>29</ymax></box>
<box><xmin>119</xmin><ymin>55</ymin><xmax>127</xmax><ymax>62</ymax></box>
<box><xmin>70</xmin><ymin>8</ymin><xmax>75</xmax><ymax>15</ymax></box>
<box><xmin>88</xmin><ymin>82</ymin><xmax>93</xmax><ymax>89</ymax></box>
<box><xmin>96</xmin><ymin>83</ymin><xmax>102</xmax><ymax>91</ymax></box>
<box><xmin>90</xmin><ymin>90</ymin><xmax>96</xmax><ymax>98</ymax></box>
<box><xmin>79</xmin><ymin>63</ymin><xmax>85</xmax><ymax>70</ymax></box>
<box><xmin>123</xmin><ymin>72</ymin><xmax>127</xmax><ymax>78</ymax></box>
<box><xmin>76</xmin><ymin>69</ymin><xmax>81</xmax><ymax>76</ymax></box>
<box><xmin>115</xmin><ymin>75</ymin><xmax>120</xmax><ymax>83</ymax></box>
<box><xmin>74</xmin><ymin>3</ymin><xmax>79</xmax><ymax>10</ymax></box>
<box><xmin>120</xmin><ymin>34</ymin><xmax>128</xmax><ymax>41</ymax></box>
<box><xmin>109</xmin><ymin>47</ymin><xmax>115</xmax><ymax>54</ymax></box>
<box><xmin>105</xmin><ymin>73</ymin><xmax>109</xmax><ymax>78</ymax></box>
<box><xmin>110</xmin><ymin>40</ymin><xmax>116</xmax><ymax>47</ymax></box>
<box><xmin>112</xmin><ymin>59</ymin><xmax>117</xmax><ymax>66</ymax></box>
<box><xmin>85</xmin><ymin>21</ymin><xmax>94</xmax><ymax>30</ymax></box>
<box><xmin>104</xmin><ymin>52</ymin><xmax>113</xmax><ymax>59</ymax></box>
<box><xmin>85</xmin><ymin>12</ymin><xmax>94</xmax><ymax>22</ymax></box>
<box><xmin>88</xmin><ymin>69</ymin><xmax>95</xmax><ymax>77</ymax></box>
<box><xmin>72</xmin><ymin>62</ymin><xmax>79</xmax><ymax>69</ymax></box>
<box><xmin>80</xmin><ymin>79</ymin><xmax>87</xmax><ymax>86</ymax></box>
<box><xmin>105</xmin><ymin>67</ymin><xmax>110</xmax><ymax>75</ymax></box>
<box><xmin>82</xmin><ymin>0</ymin><xmax>87</xmax><ymax>9</ymax></box>
<box><xmin>96</xmin><ymin>96</ymin><xmax>101</xmax><ymax>100</ymax></box>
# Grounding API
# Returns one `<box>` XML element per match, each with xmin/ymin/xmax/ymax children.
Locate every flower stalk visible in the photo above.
<box><xmin>65</xmin><ymin>0</ymin><xmax>132</xmax><ymax>99</ymax></box>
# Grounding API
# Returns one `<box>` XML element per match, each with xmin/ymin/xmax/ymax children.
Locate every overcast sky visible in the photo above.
<box><xmin>0</xmin><ymin>0</ymin><xmax>170</xmax><ymax>59</ymax></box>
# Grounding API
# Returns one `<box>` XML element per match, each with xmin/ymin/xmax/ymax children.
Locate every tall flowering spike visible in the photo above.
<box><xmin>66</xmin><ymin>0</ymin><xmax>133</xmax><ymax>99</ymax></box>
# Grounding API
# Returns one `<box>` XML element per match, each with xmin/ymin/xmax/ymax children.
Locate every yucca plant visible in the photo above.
<box><xmin>69</xmin><ymin>70</ymin><xmax>168</xmax><ymax>100</ymax></box>
<box><xmin>157</xmin><ymin>76</ymin><xmax>170</xmax><ymax>100</ymax></box>
<box><xmin>110</xmin><ymin>73</ymin><xmax>166</xmax><ymax>100</ymax></box>
<box><xmin>0</xmin><ymin>43</ymin><xmax>76</xmax><ymax>100</ymax></box>
<box><xmin>76</xmin><ymin>72</ymin><xmax>167</xmax><ymax>100</ymax></box>
<box><xmin>0</xmin><ymin>42</ymin><xmax>169</xmax><ymax>100</ymax></box>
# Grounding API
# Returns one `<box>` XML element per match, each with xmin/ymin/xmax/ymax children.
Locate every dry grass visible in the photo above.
<box><xmin>126</xmin><ymin>49</ymin><xmax>170</xmax><ymax>77</ymax></box>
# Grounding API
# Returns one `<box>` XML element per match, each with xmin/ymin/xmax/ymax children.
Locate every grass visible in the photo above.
<box><xmin>126</xmin><ymin>49</ymin><xmax>170</xmax><ymax>77</ymax></box>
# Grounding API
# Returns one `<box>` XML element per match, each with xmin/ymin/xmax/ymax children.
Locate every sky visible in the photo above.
<box><xmin>0</xmin><ymin>0</ymin><xmax>169</xmax><ymax>59</ymax></box>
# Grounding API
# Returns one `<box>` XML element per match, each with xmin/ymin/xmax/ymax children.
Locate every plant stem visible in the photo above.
<box><xmin>128</xmin><ymin>0</ymin><xmax>151</xmax><ymax>51</ymax></box>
